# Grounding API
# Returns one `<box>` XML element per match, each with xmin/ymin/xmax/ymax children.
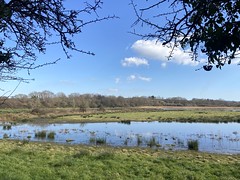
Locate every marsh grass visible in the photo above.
<box><xmin>89</xmin><ymin>137</ymin><xmax>96</xmax><ymax>144</ymax></box>
<box><xmin>188</xmin><ymin>140</ymin><xmax>199</xmax><ymax>151</ymax></box>
<box><xmin>47</xmin><ymin>131</ymin><xmax>56</xmax><ymax>139</ymax></box>
<box><xmin>35</xmin><ymin>130</ymin><xmax>47</xmax><ymax>139</ymax></box>
<box><xmin>96</xmin><ymin>137</ymin><xmax>106</xmax><ymax>145</ymax></box>
<box><xmin>147</xmin><ymin>136</ymin><xmax>158</xmax><ymax>147</ymax></box>
<box><xmin>136</xmin><ymin>135</ymin><xmax>142</xmax><ymax>146</ymax></box>
<box><xmin>35</xmin><ymin>131</ymin><xmax>56</xmax><ymax>139</ymax></box>
<box><xmin>3</xmin><ymin>133</ymin><xmax>9</xmax><ymax>139</ymax></box>
<box><xmin>3</xmin><ymin>125</ymin><xmax>12</xmax><ymax>130</ymax></box>
<box><xmin>89</xmin><ymin>137</ymin><xmax>106</xmax><ymax>145</ymax></box>
<box><xmin>124</xmin><ymin>138</ymin><xmax>128</xmax><ymax>145</ymax></box>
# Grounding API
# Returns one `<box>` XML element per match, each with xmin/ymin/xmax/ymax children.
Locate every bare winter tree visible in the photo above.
<box><xmin>131</xmin><ymin>0</ymin><xmax>240</xmax><ymax>70</ymax></box>
<box><xmin>0</xmin><ymin>0</ymin><xmax>115</xmax><ymax>82</ymax></box>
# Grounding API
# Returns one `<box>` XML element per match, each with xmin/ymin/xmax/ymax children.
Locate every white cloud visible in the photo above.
<box><xmin>127</xmin><ymin>75</ymin><xmax>137</xmax><ymax>81</ymax></box>
<box><xmin>131</xmin><ymin>39</ymin><xmax>204</xmax><ymax>66</ymax></box>
<box><xmin>127</xmin><ymin>74</ymin><xmax>152</xmax><ymax>82</ymax></box>
<box><xmin>138</xmin><ymin>76</ymin><xmax>152</xmax><ymax>82</ymax></box>
<box><xmin>121</xmin><ymin>57</ymin><xmax>149</xmax><ymax>67</ymax></box>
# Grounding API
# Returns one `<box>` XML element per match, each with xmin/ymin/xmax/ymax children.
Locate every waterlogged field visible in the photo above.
<box><xmin>0</xmin><ymin>107</ymin><xmax>240</xmax><ymax>179</ymax></box>
<box><xmin>0</xmin><ymin>140</ymin><xmax>239</xmax><ymax>179</ymax></box>
<box><xmin>0</xmin><ymin>108</ymin><xmax>240</xmax><ymax>154</ymax></box>
<box><xmin>1</xmin><ymin>121</ymin><xmax>240</xmax><ymax>154</ymax></box>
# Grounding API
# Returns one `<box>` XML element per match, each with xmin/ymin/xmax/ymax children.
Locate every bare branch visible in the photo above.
<box><xmin>0</xmin><ymin>0</ymin><xmax>116</xmax><ymax>82</ymax></box>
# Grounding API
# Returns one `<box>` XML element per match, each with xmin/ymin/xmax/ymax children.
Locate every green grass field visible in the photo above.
<box><xmin>1</xmin><ymin>107</ymin><xmax>240</xmax><ymax>123</ymax></box>
<box><xmin>0</xmin><ymin>140</ymin><xmax>239</xmax><ymax>179</ymax></box>
<box><xmin>54</xmin><ymin>109</ymin><xmax>240</xmax><ymax>123</ymax></box>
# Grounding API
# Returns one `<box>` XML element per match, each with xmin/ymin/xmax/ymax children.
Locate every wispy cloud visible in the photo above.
<box><xmin>138</xmin><ymin>76</ymin><xmax>152</xmax><ymax>82</ymax></box>
<box><xmin>127</xmin><ymin>74</ymin><xmax>152</xmax><ymax>82</ymax></box>
<box><xmin>121</xmin><ymin>57</ymin><xmax>149</xmax><ymax>67</ymax></box>
<box><xmin>131</xmin><ymin>39</ymin><xmax>205</xmax><ymax>66</ymax></box>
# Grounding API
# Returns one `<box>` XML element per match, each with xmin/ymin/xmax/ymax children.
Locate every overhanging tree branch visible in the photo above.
<box><xmin>131</xmin><ymin>0</ymin><xmax>240</xmax><ymax>70</ymax></box>
<box><xmin>0</xmin><ymin>0</ymin><xmax>116</xmax><ymax>82</ymax></box>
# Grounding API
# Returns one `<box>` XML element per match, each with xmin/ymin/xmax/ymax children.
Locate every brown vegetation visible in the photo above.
<box><xmin>1</xmin><ymin>91</ymin><xmax>240</xmax><ymax>110</ymax></box>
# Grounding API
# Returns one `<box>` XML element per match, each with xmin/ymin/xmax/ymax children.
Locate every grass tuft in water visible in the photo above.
<box><xmin>147</xmin><ymin>136</ymin><xmax>157</xmax><ymax>148</ymax></box>
<box><xmin>47</xmin><ymin>131</ymin><xmax>56</xmax><ymax>139</ymax></box>
<box><xmin>137</xmin><ymin>135</ymin><xmax>142</xmax><ymax>146</ymax></box>
<box><xmin>188</xmin><ymin>140</ymin><xmax>199</xmax><ymax>151</ymax></box>
<box><xmin>96</xmin><ymin>137</ymin><xmax>106</xmax><ymax>145</ymax></box>
<box><xmin>3</xmin><ymin>125</ymin><xmax>12</xmax><ymax>130</ymax></box>
<box><xmin>35</xmin><ymin>130</ymin><xmax>47</xmax><ymax>139</ymax></box>
<box><xmin>3</xmin><ymin>133</ymin><xmax>9</xmax><ymax>139</ymax></box>
<box><xmin>89</xmin><ymin>137</ymin><xmax>96</xmax><ymax>144</ymax></box>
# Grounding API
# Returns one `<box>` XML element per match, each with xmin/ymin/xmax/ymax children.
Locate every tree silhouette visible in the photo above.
<box><xmin>0</xmin><ymin>0</ymin><xmax>115</xmax><ymax>81</ymax></box>
<box><xmin>131</xmin><ymin>0</ymin><xmax>240</xmax><ymax>70</ymax></box>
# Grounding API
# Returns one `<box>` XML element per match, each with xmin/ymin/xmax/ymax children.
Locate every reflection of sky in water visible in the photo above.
<box><xmin>0</xmin><ymin>122</ymin><xmax>239</xmax><ymax>154</ymax></box>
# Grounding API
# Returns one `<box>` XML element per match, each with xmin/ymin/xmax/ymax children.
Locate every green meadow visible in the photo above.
<box><xmin>0</xmin><ymin>140</ymin><xmax>239</xmax><ymax>179</ymax></box>
<box><xmin>54</xmin><ymin>109</ymin><xmax>240</xmax><ymax>123</ymax></box>
<box><xmin>1</xmin><ymin>107</ymin><xmax>240</xmax><ymax>123</ymax></box>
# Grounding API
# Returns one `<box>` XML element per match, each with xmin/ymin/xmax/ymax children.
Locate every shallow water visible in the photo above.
<box><xmin>1</xmin><ymin>121</ymin><xmax>239</xmax><ymax>154</ymax></box>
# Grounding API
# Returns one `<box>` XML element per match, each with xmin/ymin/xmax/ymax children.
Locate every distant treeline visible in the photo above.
<box><xmin>1</xmin><ymin>90</ymin><xmax>240</xmax><ymax>109</ymax></box>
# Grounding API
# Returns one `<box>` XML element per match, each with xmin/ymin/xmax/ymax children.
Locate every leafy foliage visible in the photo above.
<box><xmin>131</xmin><ymin>0</ymin><xmax>240</xmax><ymax>70</ymax></box>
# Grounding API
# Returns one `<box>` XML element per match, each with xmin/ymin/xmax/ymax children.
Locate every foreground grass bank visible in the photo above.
<box><xmin>0</xmin><ymin>140</ymin><xmax>239</xmax><ymax>179</ymax></box>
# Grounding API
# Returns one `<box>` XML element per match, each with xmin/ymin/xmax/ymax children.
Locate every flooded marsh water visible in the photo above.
<box><xmin>1</xmin><ymin>121</ymin><xmax>239</xmax><ymax>154</ymax></box>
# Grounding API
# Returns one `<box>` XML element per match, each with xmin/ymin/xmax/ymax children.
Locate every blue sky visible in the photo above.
<box><xmin>2</xmin><ymin>0</ymin><xmax>240</xmax><ymax>101</ymax></box>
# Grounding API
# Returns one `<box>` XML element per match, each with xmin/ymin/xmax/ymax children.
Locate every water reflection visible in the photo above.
<box><xmin>0</xmin><ymin>121</ymin><xmax>239</xmax><ymax>154</ymax></box>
